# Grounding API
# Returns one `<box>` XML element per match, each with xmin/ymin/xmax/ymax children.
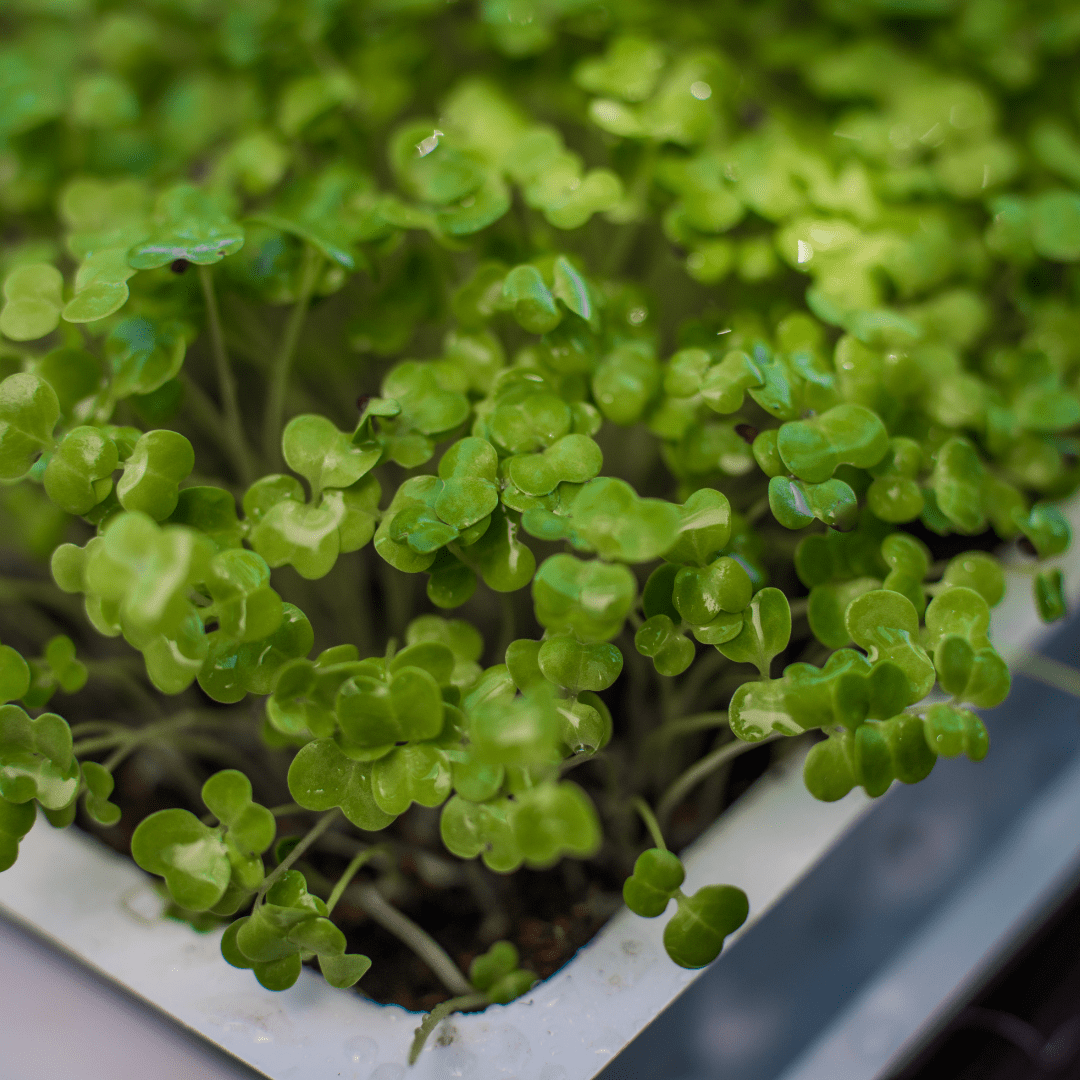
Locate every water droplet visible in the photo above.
<box><xmin>416</xmin><ymin>130</ymin><xmax>444</xmax><ymax>157</ymax></box>
<box><xmin>690</xmin><ymin>81</ymin><xmax>712</xmax><ymax>100</ymax></box>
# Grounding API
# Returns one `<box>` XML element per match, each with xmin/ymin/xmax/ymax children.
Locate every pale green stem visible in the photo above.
<box><xmin>198</xmin><ymin>265</ymin><xmax>254</xmax><ymax>485</ymax></box>
<box><xmin>170</xmin><ymin>734</ymin><xmax>251</xmax><ymax>771</ymax></box>
<box><xmin>1008</xmin><ymin>650</ymin><xmax>1080</xmax><ymax>699</ymax></box>
<box><xmin>409</xmin><ymin>994</ymin><xmax>489</xmax><ymax>1065</ymax></box>
<box><xmin>348</xmin><ymin>882</ymin><xmax>473</xmax><ymax>996</ymax></box>
<box><xmin>631</xmin><ymin>796</ymin><xmax>667</xmax><ymax>851</ymax></box>
<box><xmin>325</xmin><ymin>849</ymin><xmax>377</xmax><ymax>915</ymax></box>
<box><xmin>254</xmin><ymin>809</ymin><xmax>340</xmax><ymax>909</ymax></box>
<box><xmin>71</xmin><ymin>734</ymin><xmax>129</xmax><ymax>756</ymax></box>
<box><xmin>262</xmin><ymin>245</ymin><xmax>322</xmax><ymax>467</ymax></box>
<box><xmin>642</xmin><ymin>712</ymin><xmax>729</xmax><ymax>757</ymax></box>
<box><xmin>68</xmin><ymin>721</ymin><xmax>121</xmax><ymax>738</ymax></box>
<box><xmin>179</xmin><ymin>372</ymin><xmax>251</xmax><ymax>481</ymax></box>
<box><xmin>657</xmin><ymin>733</ymin><xmax>783</xmax><ymax>828</ymax></box>
<box><xmin>102</xmin><ymin>742</ymin><xmax>135</xmax><ymax>773</ymax></box>
<box><xmin>561</xmin><ymin>748</ymin><xmax>605</xmax><ymax>774</ymax></box>
<box><xmin>601</xmin><ymin>138</ymin><xmax>657</xmax><ymax>278</ymax></box>
<box><xmin>673</xmin><ymin>649</ymin><xmax>730</xmax><ymax>716</ymax></box>
<box><xmin>85</xmin><ymin>663</ymin><xmax>163</xmax><ymax>718</ymax></box>
<box><xmin>72</xmin><ymin>711</ymin><xmax>234</xmax><ymax>758</ymax></box>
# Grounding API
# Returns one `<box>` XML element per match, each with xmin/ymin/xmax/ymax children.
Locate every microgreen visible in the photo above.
<box><xmin>0</xmin><ymin>0</ymin><xmax>1076</xmax><ymax>1044</ymax></box>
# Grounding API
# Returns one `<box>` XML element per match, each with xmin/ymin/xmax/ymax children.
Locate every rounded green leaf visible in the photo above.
<box><xmin>337</xmin><ymin>666</ymin><xmax>444</xmax><ymax>747</ymax></box>
<box><xmin>440</xmin><ymin>795</ymin><xmax>522</xmax><ymax>873</ymax></box>
<box><xmin>127</xmin><ymin>184</ymin><xmax>245</xmax><ymax>268</ymax></box>
<box><xmin>0</xmin><ymin>646</ymin><xmax>30</xmax><ymax>705</ymax></box>
<box><xmin>466</xmin><ymin>507</ymin><xmax>536</xmax><ymax>593</ymax></box>
<box><xmin>558</xmin><ymin>695</ymin><xmax>612</xmax><ymax>752</ymax></box>
<box><xmin>0</xmin><ymin>706</ymin><xmax>79</xmax><ymax>810</ymax></box>
<box><xmin>43</xmin><ymin>427</ymin><xmax>118</xmax><ymax>516</ymax></box>
<box><xmin>943</xmin><ymin>552</ymin><xmax>1005</xmax><ymax>608</ymax></box>
<box><xmin>1035</xmin><ymin>569</ymin><xmax>1067</xmax><ymax>623</ymax></box>
<box><xmin>803</xmin><ymin>734</ymin><xmax>856</xmax><ymax>802</ymax></box>
<box><xmin>923</xmin><ymin>702</ymin><xmax>965</xmax><ymax>759</ymax></box>
<box><xmin>533</xmin><ymin>553</ymin><xmax>637</xmax><ymax>642</ymax></box>
<box><xmin>807</xmin><ymin>578</ymin><xmax>880</xmax><ymax>649</ymax></box>
<box><xmin>435</xmin><ymin>437</ymin><xmax>499</xmax><ymax>528</ymax></box>
<box><xmin>202</xmin><ymin>770</ymin><xmax>275</xmax><ymax>855</ymax></box>
<box><xmin>427</xmin><ymin>554</ymin><xmax>478</xmax><ymax>608</ymax></box>
<box><xmin>199</xmin><ymin>603</ymin><xmax>313</xmax><ymax>703</ymax></box>
<box><xmin>80</xmin><ymin>761</ymin><xmax>121</xmax><ymax>827</ymax></box>
<box><xmin>591</xmin><ymin>343</ymin><xmax>660</xmax><ymax>425</ymax></box>
<box><xmin>511</xmin><ymin>780</ymin><xmax>601</xmax><ymax>865</ymax></box>
<box><xmin>884</xmin><ymin>712</ymin><xmax>938</xmax><ymax>785</ymax></box>
<box><xmin>867</xmin><ymin>475</ymin><xmax>924</xmax><ymax>523</ymax></box>
<box><xmin>206</xmin><ymin>549</ymin><xmax>283</xmax><ymax>644</ymax></box>
<box><xmin>665</xmin><ymin>489</ymin><xmax>732</xmax><ymax>567</ymax></box>
<box><xmin>716</xmin><ymin>588</ymin><xmax>791</xmax><ymax>675</ymax></box>
<box><xmin>319</xmin><ymin>951</ymin><xmax>373</xmax><ymax>989</ymax></box>
<box><xmin>932</xmin><ymin>438</ymin><xmax>985</xmax><ymax>535</ymax></box>
<box><xmin>537</xmin><ymin>637</ymin><xmax>622</xmax><ymax>693</ymax></box>
<box><xmin>130</xmin><ymin>808</ymin><xmax>231</xmax><ymax>911</ymax></box>
<box><xmin>382</xmin><ymin>361</ymin><xmax>470</xmax><ymax>439</ymax></box>
<box><xmin>170</xmin><ymin>487</ymin><xmax>244</xmax><ymax>552</ymax></box>
<box><xmin>845</xmin><ymin>590</ymin><xmax>935</xmax><ymax>702</ymax></box>
<box><xmin>468</xmin><ymin>688</ymin><xmax>562</xmax><ymax>767</ymax></box>
<box><xmin>1032</xmin><ymin>190</ymin><xmax>1080</xmax><ymax>261</ymax></box>
<box><xmin>673</xmin><ymin>557</ymin><xmax>753</xmax><ymax>626</ymax></box>
<box><xmin>505</xmin><ymin>639</ymin><xmax>544</xmax><ymax>692</ymax></box>
<box><xmin>252</xmin><ymin>499</ymin><xmax>343</xmax><ymax>580</ymax></box>
<box><xmin>371</xmin><ymin>744</ymin><xmax>452</xmax><ymax>815</ymax></box>
<box><xmin>623</xmin><ymin>848</ymin><xmax>685</xmax><ymax>918</ymax></box>
<box><xmin>1013</xmin><ymin>504</ymin><xmax>1070</xmax><ymax>559</ymax></box>
<box><xmin>470</xmin><ymin>940</ymin><xmax>520</xmax><ymax>990</ymax></box>
<box><xmin>106</xmin><ymin>318</ymin><xmax>188</xmax><ymax>400</ymax></box>
<box><xmin>570</xmin><ymin>478</ymin><xmax>683</xmax><ymax>563</ymax></box>
<box><xmin>934</xmin><ymin>635</ymin><xmax>975</xmax><ymax>697</ymax></box>
<box><xmin>0</xmin><ymin>264</ymin><xmax>63</xmax><ymax>341</ymax></box>
<box><xmin>642</xmin><ymin>562</ymin><xmax>682</xmax><ymax>623</ymax></box>
<box><xmin>287</xmin><ymin>739</ymin><xmax>397</xmax><ymax>831</ymax></box>
<box><xmin>0</xmin><ymin>374</ymin><xmax>60</xmax><ymax>480</ymax></box>
<box><xmin>507</xmin><ymin>435</ymin><xmax>603</xmax><ymax>498</ymax></box>
<box><xmin>452</xmin><ymin>758</ymin><xmax>505</xmax><ymax>802</ymax></box>
<box><xmin>283</xmin><ymin>414</ymin><xmax>378</xmax><ymax>493</ymax></box>
<box><xmin>0</xmin><ymin>796</ymin><xmax>36</xmax><ymax>872</ymax></box>
<box><xmin>116</xmin><ymin>430</ymin><xmax>195</xmax><ymax>520</ymax></box>
<box><xmin>635</xmin><ymin>614</ymin><xmax>696</xmax><ymax>676</ymax></box>
<box><xmin>663</xmin><ymin>885</ymin><xmax>749</xmax><ymax>969</ymax></box>
<box><xmin>923</xmin><ymin>587</ymin><xmax>991</xmax><ymax>653</ymax></box>
<box><xmin>777</xmin><ymin>404</ymin><xmax>888</xmax><ymax>484</ymax></box>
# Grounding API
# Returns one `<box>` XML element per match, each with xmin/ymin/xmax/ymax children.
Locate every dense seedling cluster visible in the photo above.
<box><xmin>0</xmin><ymin>0</ymin><xmax>1077</xmax><ymax>1045</ymax></box>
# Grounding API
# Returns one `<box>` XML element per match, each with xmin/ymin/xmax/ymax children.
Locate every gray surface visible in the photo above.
<box><xmin>0</xmin><ymin>912</ymin><xmax>263</xmax><ymax>1080</ymax></box>
<box><xmin>596</xmin><ymin>615</ymin><xmax>1080</xmax><ymax>1080</ymax></box>
<box><xmin>780</xmin><ymin>739</ymin><xmax>1080</xmax><ymax>1079</ymax></box>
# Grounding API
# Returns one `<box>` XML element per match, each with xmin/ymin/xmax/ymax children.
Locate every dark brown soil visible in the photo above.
<box><xmin>74</xmin><ymin>678</ymin><xmax>779</xmax><ymax>1011</ymax></box>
